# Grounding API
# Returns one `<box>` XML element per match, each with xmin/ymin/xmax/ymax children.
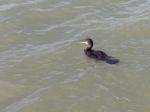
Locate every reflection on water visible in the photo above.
<box><xmin>0</xmin><ymin>0</ymin><xmax>150</xmax><ymax>112</ymax></box>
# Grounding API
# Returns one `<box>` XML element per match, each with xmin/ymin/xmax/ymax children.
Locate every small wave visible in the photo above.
<box><xmin>23</xmin><ymin>0</ymin><xmax>46</xmax><ymax>5</ymax></box>
<box><xmin>34</xmin><ymin>11</ymin><xmax>100</xmax><ymax>32</ymax></box>
<box><xmin>0</xmin><ymin>3</ymin><xmax>17</xmax><ymax>11</ymax></box>
<box><xmin>113</xmin><ymin>0</ymin><xmax>150</xmax><ymax>23</ymax></box>
<box><xmin>73</xmin><ymin>6</ymin><xmax>95</xmax><ymax>9</ymax></box>
<box><xmin>0</xmin><ymin>39</ymin><xmax>76</xmax><ymax>70</ymax></box>
<box><xmin>0</xmin><ymin>87</ymin><xmax>48</xmax><ymax>112</ymax></box>
<box><xmin>31</xmin><ymin>1</ymin><xmax>71</xmax><ymax>12</ymax></box>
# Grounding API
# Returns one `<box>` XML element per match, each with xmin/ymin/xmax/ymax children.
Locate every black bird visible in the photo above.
<box><xmin>81</xmin><ymin>38</ymin><xmax>119</xmax><ymax>64</ymax></box>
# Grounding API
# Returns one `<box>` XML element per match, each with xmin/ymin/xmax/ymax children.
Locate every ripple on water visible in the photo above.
<box><xmin>0</xmin><ymin>0</ymin><xmax>150</xmax><ymax>112</ymax></box>
<box><xmin>0</xmin><ymin>38</ymin><xmax>76</xmax><ymax>70</ymax></box>
<box><xmin>0</xmin><ymin>3</ymin><xmax>17</xmax><ymax>11</ymax></box>
<box><xmin>0</xmin><ymin>87</ymin><xmax>48</xmax><ymax>112</ymax></box>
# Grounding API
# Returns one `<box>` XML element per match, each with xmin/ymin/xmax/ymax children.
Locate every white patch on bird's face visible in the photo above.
<box><xmin>81</xmin><ymin>41</ymin><xmax>88</xmax><ymax>45</ymax></box>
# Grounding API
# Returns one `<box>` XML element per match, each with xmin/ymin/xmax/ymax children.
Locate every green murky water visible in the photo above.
<box><xmin>0</xmin><ymin>0</ymin><xmax>150</xmax><ymax>112</ymax></box>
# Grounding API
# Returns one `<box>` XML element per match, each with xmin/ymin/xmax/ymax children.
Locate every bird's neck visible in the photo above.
<box><xmin>85</xmin><ymin>46</ymin><xmax>93</xmax><ymax>51</ymax></box>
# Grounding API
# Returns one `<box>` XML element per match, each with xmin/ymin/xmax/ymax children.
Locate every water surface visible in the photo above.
<box><xmin>0</xmin><ymin>0</ymin><xmax>150</xmax><ymax>112</ymax></box>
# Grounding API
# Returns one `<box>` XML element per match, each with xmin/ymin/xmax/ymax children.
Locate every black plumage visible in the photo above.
<box><xmin>81</xmin><ymin>38</ymin><xmax>119</xmax><ymax>64</ymax></box>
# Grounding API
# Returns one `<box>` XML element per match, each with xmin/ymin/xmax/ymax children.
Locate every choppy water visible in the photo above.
<box><xmin>0</xmin><ymin>0</ymin><xmax>150</xmax><ymax>112</ymax></box>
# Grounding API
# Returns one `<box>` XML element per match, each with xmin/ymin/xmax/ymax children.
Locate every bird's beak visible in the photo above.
<box><xmin>80</xmin><ymin>41</ymin><xmax>86</xmax><ymax>44</ymax></box>
<box><xmin>80</xmin><ymin>41</ymin><xmax>88</xmax><ymax>45</ymax></box>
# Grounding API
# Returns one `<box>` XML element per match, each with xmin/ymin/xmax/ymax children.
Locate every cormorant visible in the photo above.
<box><xmin>81</xmin><ymin>38</ymin><xmax>119</xmax><ymax>64</ymax></box>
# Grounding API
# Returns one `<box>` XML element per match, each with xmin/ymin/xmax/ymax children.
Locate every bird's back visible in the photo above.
<box><xmin>84</xmin><ymin>49</ymin><xmax>119</xmax><ymax>64</ymax></box>
<box><xmin>84</xmin><ymin>49</ymin><xmax>107</xmax><ymax>60</ymax></box>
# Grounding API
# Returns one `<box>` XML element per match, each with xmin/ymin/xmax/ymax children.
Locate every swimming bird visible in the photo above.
<box><xmin>81</xmin><ymin>38</ymin><xmax>119</xmax><ymax>64</ymax></box>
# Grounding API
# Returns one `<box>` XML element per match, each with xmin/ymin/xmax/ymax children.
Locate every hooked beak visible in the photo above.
<box><xmin>80</xmin><ymin>39</ymin><xmax>88</xmax><ymax>44</ymax></box>
<box><xmin>80</xmin><ymin>41</ymin><xmax>86</xmax><ymax>44</ymax></box>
